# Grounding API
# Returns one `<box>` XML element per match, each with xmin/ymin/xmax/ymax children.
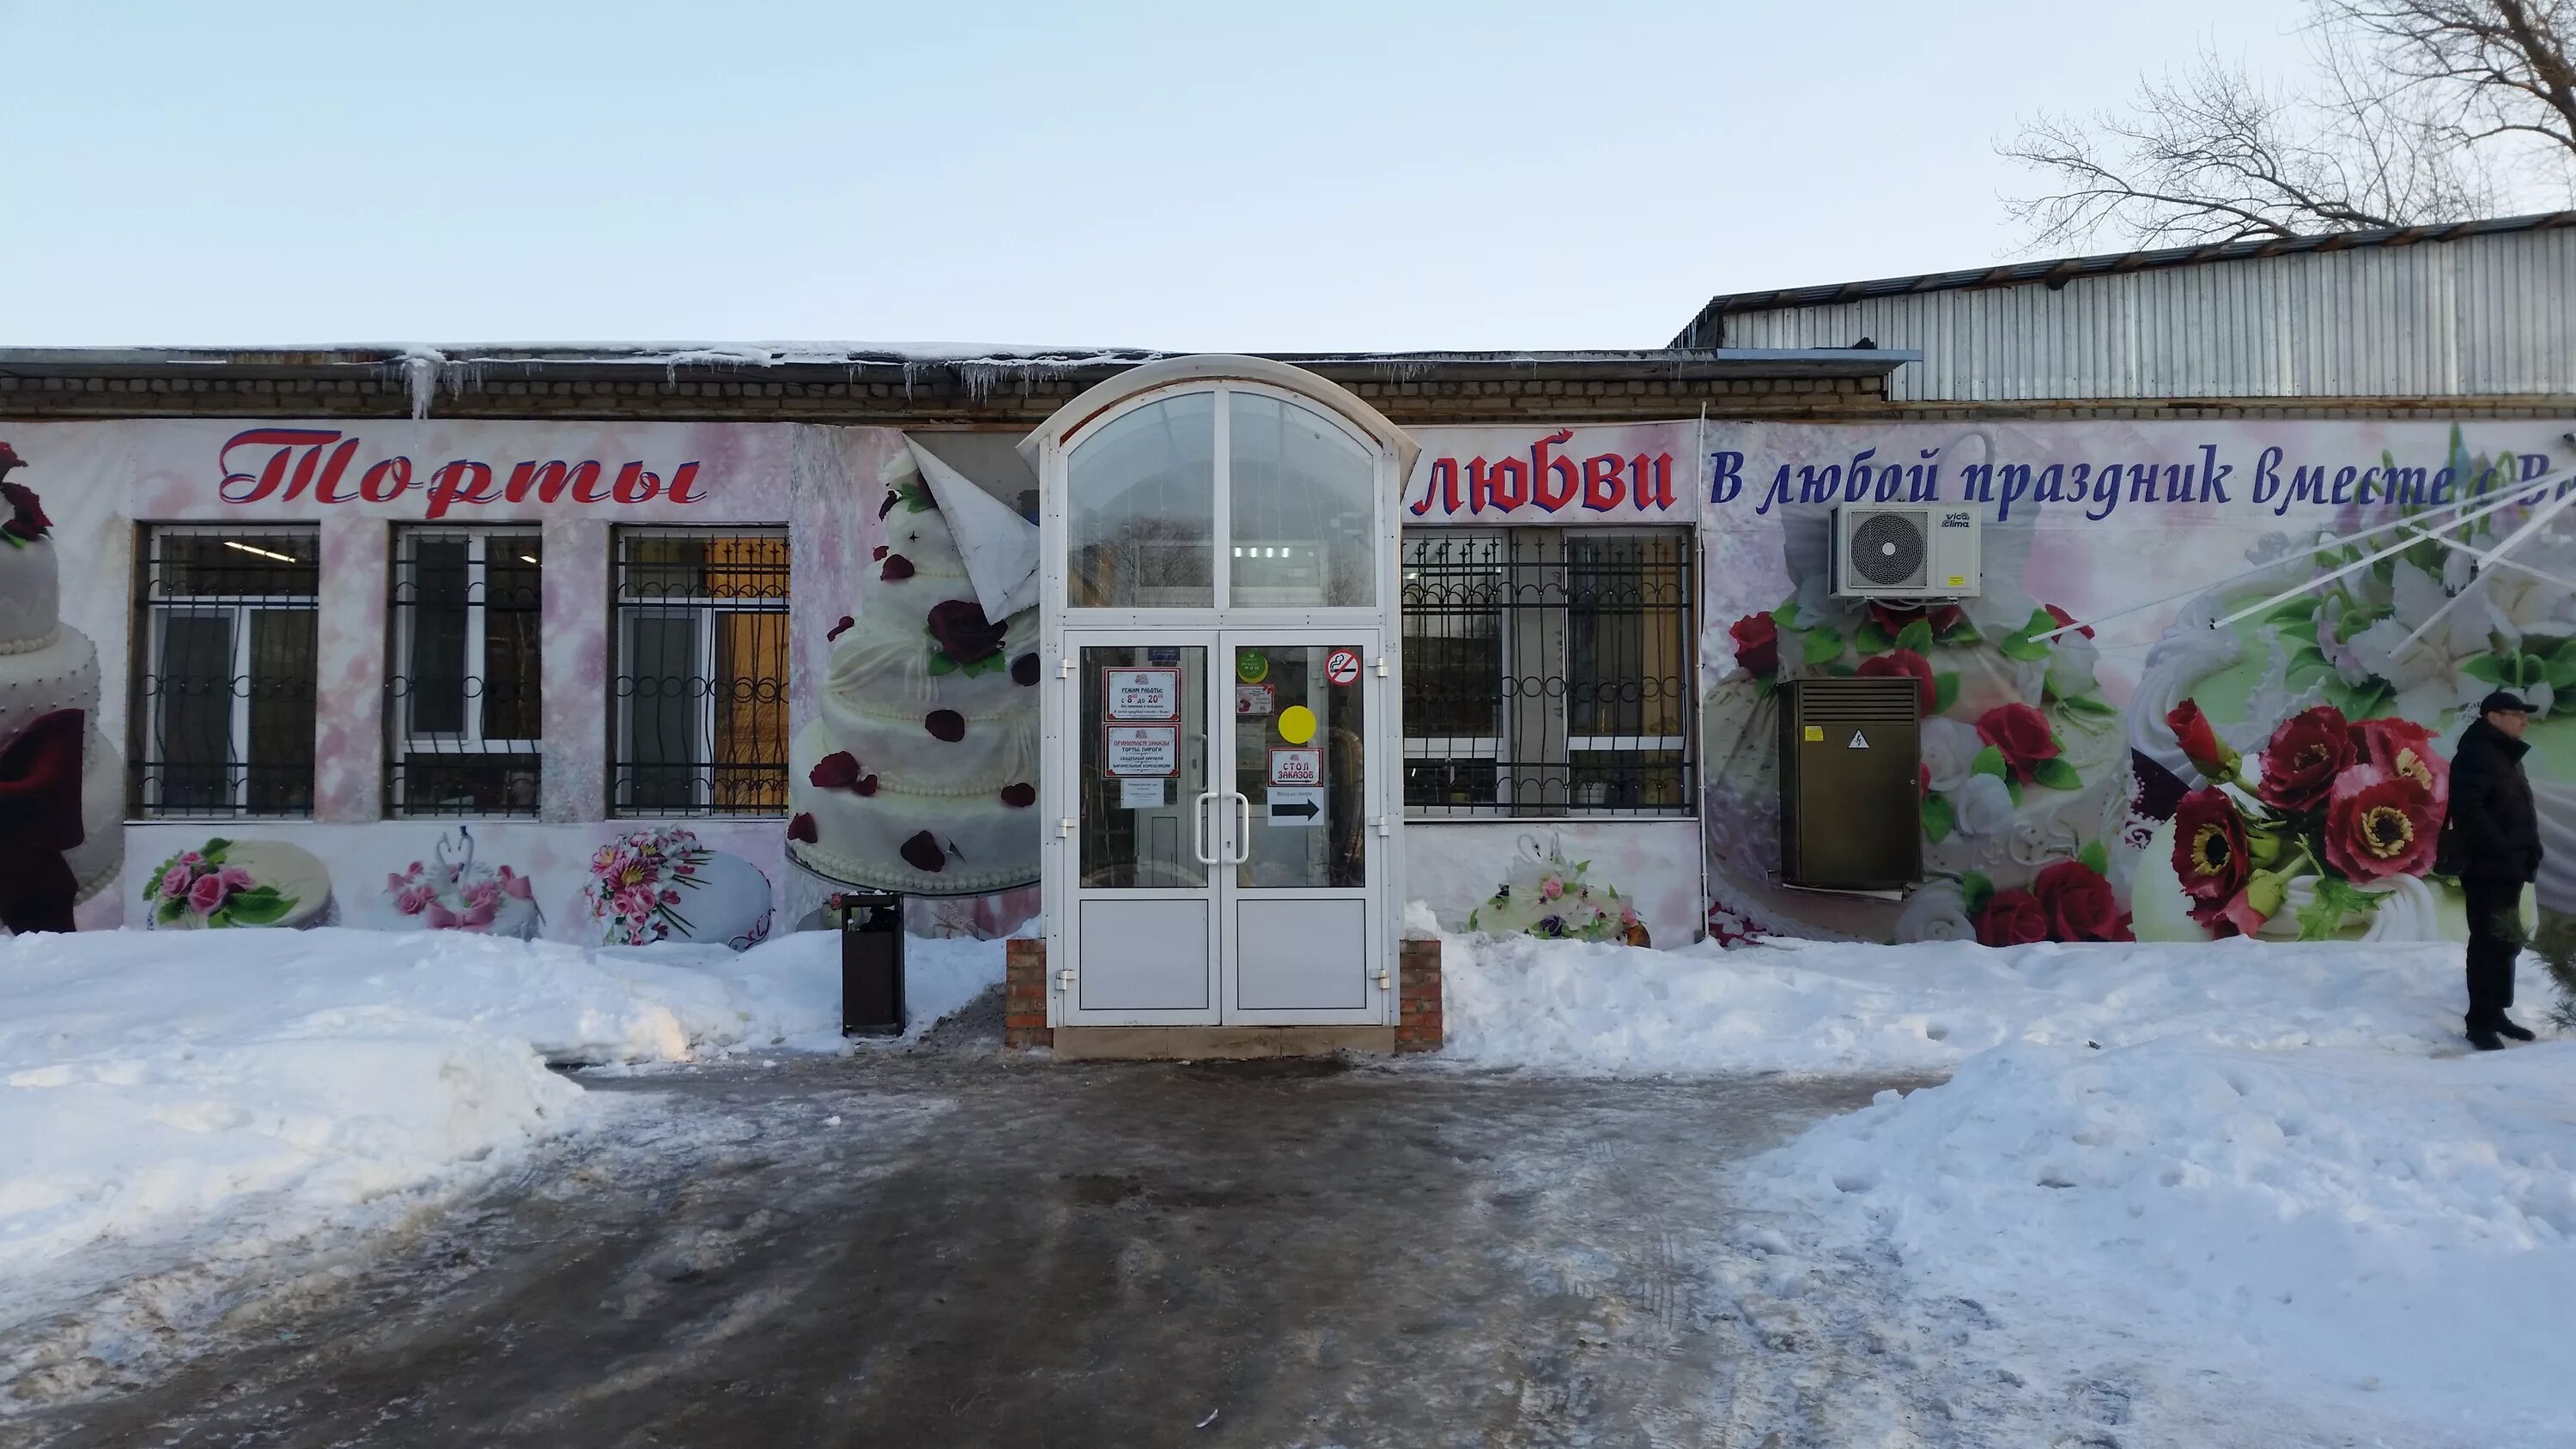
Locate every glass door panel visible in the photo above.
<box><xmin>1063</xmin><ymin>638</ymin><xmax>1221</xmax><ymax>1024</ymax></box>
<box><xmin>1077</xmin><ymin>644</ymin><xmax>1210</xmax><ymax>889</ymax></box>
<box><xmin>1229</xmin><ymin>643</ymin><xmax>1366</xmax><ymax>889</ymax></box>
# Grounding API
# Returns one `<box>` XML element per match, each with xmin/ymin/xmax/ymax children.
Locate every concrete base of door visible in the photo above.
<box><xmin>1049</xmin><ymin>1026</ymin><xmax>1396</xmax><ymax>1062</ymax></box>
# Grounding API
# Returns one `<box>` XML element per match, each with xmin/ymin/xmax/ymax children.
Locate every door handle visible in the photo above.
<box><xmin>1192</xmin><ymin>790</ymin><xmax>1220</xmax><ymax>865</ymax></box>
<box><xmin>1230</xmin><ymin>791</ymin><xmax>1253</xmax><ymax>865</ymax></box>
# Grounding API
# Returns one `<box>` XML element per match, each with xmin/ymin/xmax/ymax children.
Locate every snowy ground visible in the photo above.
<box><xmin>1440</xmin><ymin>926</ymin><xmax>2576</xmax><ymax>1447</ymax></box>
<box><xmin>0</xmin><ymin>926</ymin><xmax>1001</xmax><ymax>1404</ymax></box>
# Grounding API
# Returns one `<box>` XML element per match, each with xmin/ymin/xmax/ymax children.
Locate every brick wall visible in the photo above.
<box><xmin>0</xmin><ymin>361</ymin><xmax>1892</xmax><ymax>427</ymax></box>
<box><xmin>1397</xmin><ymin>937</ymin><xmax>1443</xmax><ymax>1053</ymax></box>
<box><xmin>1004</xmin><ymin>937</ymin><xmax>1051</xmax><ymax>1051</ymax></box>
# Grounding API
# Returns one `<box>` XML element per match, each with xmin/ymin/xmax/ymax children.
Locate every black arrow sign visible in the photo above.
<box><xmin>1272</xmin><ymin>799</ymin><xmax>1320</xmax><ymax>819</ymax></box>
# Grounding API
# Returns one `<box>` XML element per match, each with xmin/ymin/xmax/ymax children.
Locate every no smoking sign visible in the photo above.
<box><xmin>1324</xmin><ymin>648</ymin><xmax>1362</xmax><ymax>687</ymax></box>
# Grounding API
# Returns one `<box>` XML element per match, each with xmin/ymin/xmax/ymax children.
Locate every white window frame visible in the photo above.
<box><xmin>137</xmin><ymin>524</ymin><xmax>319</xmax><ymax>818</ymax></box>
<box><xmin>389</xmin><ymin>526</ymin><xmax>543</xmax><ymax>818</ymax></box>
<box><xmin>611</xmin><ymin>526</ymin><xmax>789</xmax><ymax>817</ymax></box>
<box><xmin>1398</xmin><ymin>525</ymin><xmax>1695</xmax><ymax>820</ymax></box>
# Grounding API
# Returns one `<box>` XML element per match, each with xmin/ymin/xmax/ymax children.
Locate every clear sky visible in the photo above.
<box><xmin>0</xmin><ymin>0</ymin><xmax>2311</xmax><ymax>352</ymax></box>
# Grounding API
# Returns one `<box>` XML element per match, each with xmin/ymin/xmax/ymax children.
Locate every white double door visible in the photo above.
<box><xmin>1054</xmin><ymin>628</ymin><xmax>1387</xmax><ymax>1028</ymax></box>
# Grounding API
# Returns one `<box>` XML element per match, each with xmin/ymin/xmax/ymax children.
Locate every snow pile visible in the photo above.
<box><xmin>0</xmin><ymin>928</ymin><xmax>1001</xmax><ymax>1291</ymax></box>
<box><xmin>1438</xmin><ymin>930</ymin><xmax>2474</xmax><ymax>1075</ymax></box>
<box><xmin>1751</xmin><ymin>1040</ymin><xmax>2576</xmax><ymax>1444</ymax></box>
<box><xmin>1433</xmin><ymin>923</ymin><xmax>2574</xmax><ymax>1442</ymax></box>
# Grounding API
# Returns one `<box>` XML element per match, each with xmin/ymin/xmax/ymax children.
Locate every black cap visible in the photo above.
<box><xmin>2479</xmin><ymin>690</ymin><xmax>2533</xmax><ymax>715</ymax></box>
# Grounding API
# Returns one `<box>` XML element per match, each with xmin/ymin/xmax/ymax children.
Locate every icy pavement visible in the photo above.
<box><xmin>0</xmin><ymin>926</ymin><xmax>1003</xmax><ymax>1399</ymax></box>
<box><xmin>10</xmin><ymin>994</ymin><xmax>2366</xmax><ymax>1449</ymax></box>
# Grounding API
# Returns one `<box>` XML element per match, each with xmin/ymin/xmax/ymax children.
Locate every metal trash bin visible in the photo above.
<box><xmin>834</xmin><ymin>891</ymin><xmax>906</xmax><ymax>1037</ymax></box>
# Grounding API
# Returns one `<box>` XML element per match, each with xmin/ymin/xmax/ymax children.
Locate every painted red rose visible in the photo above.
<box><xmin>872</xmin><ymin>545</ymin><xmax>888</xmax><ymax>561</ymax></box>
<box><xmin>2256</xmin><ymin>705</ymin><xmax>2353</xmax><ymax>812</ymax></box>
<box><xmin>899</xmin><ymin>831</ymin><xmax>946</xmax><ymax>874</ymax></box>
<box><xmin>1919</xmin><ymin>763</ymin><xmax>1930</xmax><ymax>800</ymax></box>
<box><xmin>2348</xmin><ymin>716</ymin><xmax>2446</xmax><ymax>809</ymax></box>
<box><xmin>1868</xmin><ymin>600</ymin><xmax>1967</xmax><ymax>639</ymax></box>
<box><xmin>1728</xmin><ymin>613</ymin><xmax>1778</xmax><ymax>676</ymax></box>
<box><xmin>880</xmin><ymin>554</ymin><xmax>915</xmax><ymax>582</ymax></box>
<box><xmin>1975</xmin><ymin>703</ymin><xmax>2059</xmax><ymax>783</ymax></box>
<box><xmin>2032</xmin><ymin>859</ymin><xmax>2131</xmax><ymax>942</ymax></box>
<box><xmin>2042</xmin><ymin>603</ymin><xmax>2093</xmax><ymax>640</ymax></box>
<box><xmin>787</xmin><ymin>812</ymin><xmax>818</xmax><ymax>844</ymax></box>
<box><xmin>0</xmin><ymin>482</ymin><xmax>49</xmax><ymax>542</ymax></box>
<box><xmin>2171</xmin><ymin>787</ymin><xmax>2248</xmax><ymax>907</ymax></box>
<box><xmin>1011</xmin><ymin>652</ymin><xmax>1042</xmax><ymax>687</ymax></box>
<box><xmin>926</xmin><ymin>598</ymin><xmax>1007</xmax><ymax>664</ymax></box>
<box><xmin>2165</xmin><ymin>699</ymin><xmax>2237</xmax><ymax>779</ymax></box>
<box><xmin>999</xmin><ymin>783</ymin><xmax>1036</xmax><ymax>808</ymax></box>
<box><xmin>925</xmin><ymin>709</ymin><xmax>967</xmax><ymax>743</ymax></box>
<box><xmin>0</xmin><ymin>442</ymin><xmax>24</xmax><ymax>476</ymax></box>
<box><xmin>826</xmin><ymin>615</ymin><xmax>855</xmax><ymax>642</ymax></box>
<box><xmin>1975</xmin><ymin>888</ymin><xmax>2050</xmax><ymax>947</ymax></box>
<box><xmin>809</xmin><ymin>752</ymin><xmax>878</xmax><ymax>795</ymax></box>
<box><xmin>1856</xmin><ymin>649</ymin><xmax>1935</xmax><ymax>714</ymax></box>
<box><xmin>2324</xmin><ymin>767</ymin><xmax>2439</xmax><ymax>883</ymax></box>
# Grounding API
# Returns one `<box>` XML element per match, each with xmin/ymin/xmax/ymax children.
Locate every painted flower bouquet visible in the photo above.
<box><xmin>582</xmin><ymin>825</ymin><xmax>714</xmax><ymax>945</ymax></box>
<box><xmin>142</xmin><ymin>839</ymin><xmax>298</xmax><ymax>927</ymax></box>
<box><xmin>1467</xmin><ymin>836</ymin><xmax>1650</xmax><ymax>946</ymax></box>
<box><xmin>2152</xmin><ymin>699</ymin><xmax>2449</xmax><ymax>939</ymax></box>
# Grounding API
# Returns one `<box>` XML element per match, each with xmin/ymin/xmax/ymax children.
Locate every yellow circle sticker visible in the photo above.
<box><xmin>1277</xmin><ymin>704</ymin><xmax>1317</xmax><ymax>744</ymax></box>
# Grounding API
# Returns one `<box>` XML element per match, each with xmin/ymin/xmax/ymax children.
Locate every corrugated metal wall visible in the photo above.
<box><xmin>1716</xmin><ymin>228</ymin><xmax>2576</xmax><ymax>402</ymax></box>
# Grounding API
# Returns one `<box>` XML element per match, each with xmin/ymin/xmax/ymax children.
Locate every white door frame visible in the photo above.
<box><xmin>1032</xmin><ymin>360</ymin><xmax>1419</xmax><ymax>1032</ymax></box>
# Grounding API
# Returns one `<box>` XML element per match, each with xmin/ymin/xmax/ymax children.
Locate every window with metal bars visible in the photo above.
<box><xmin>387</xmin><ymin>527</ymin><xmax>543</xmax><ymax>816</ymax></box>
<box><xmin>611</xmin><ymin>527</ymin><xmax>789</xmax><ymax>815</ymax></box>
<box><xmin>134</xmin><ymin>524</ymin><xmax>320</xmax><ymax>817</ymax></box>
<box><xmin>1399</xmin><ymin>529</ymin><xmax>1694</xmax><ymax>817</ymax></box>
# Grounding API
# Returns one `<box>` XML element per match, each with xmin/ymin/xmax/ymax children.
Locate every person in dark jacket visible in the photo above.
<box><xmin>2445</xmin><ymin>690</ymin><xmax>2543</xmax><ymax>1050</ymax></box>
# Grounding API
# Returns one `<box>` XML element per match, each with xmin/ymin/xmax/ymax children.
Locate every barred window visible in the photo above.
<box><xmin>135</xmin><ymin>524</ymin><xmax>320</xmax><ymax>817</ymax></box>
<box><xmin>388</xmin><ymin>528</ymin><xmax>542</xmax><ymax>816</ymax></box>
<box><xmin>1400</xmin><ymin>530</ymin><xmax>1693</xmax><ymax>817</ymax></box>
<box><xmin>611</xmin><ymin>527</ymin><xmax>789</xmax><ymax>815</ymax></box>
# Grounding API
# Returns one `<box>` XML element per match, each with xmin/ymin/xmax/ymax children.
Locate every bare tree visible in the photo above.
<box><xmin>2002</xmin><ymin>0</ymin><xmax>2576</xmax><ymax>250</ymax></box>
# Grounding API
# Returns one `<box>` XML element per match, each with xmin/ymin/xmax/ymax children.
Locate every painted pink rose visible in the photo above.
<box><xmin>395</xmin><ymin>882</ymin><xmax>437</xmax><ymax>915</ymax></box>
<box><xmin>218</xmin><ymin>865</ymin><xmax>254</xmax><ymax>892</ymax></box>
<box><xmin>160</xmin><ymin>865</ymin><xmax>191</xmax><ymax>900</ymax></box>
<box><xmin>187</xmin><ymin>873</ymin><xmax>228</xmax><ymax>914</ymax></box>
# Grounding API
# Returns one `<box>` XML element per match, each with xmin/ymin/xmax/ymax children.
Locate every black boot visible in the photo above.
<box><xmin>2494</xmin><ymin>1016</ymin><xmax>2537</xmax><ymax>1042</ymax></box>
<box><xmin>2467</xmin><ymin>1023</ymin><xmax>2507</xmax><ymax>1052</ymax></box>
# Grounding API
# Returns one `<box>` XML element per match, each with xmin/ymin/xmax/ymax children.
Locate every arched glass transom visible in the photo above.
<box><xmin>1063</xmin><ymin>385</ymin><xmax>1380</xmax><ymax>612</ymax></box>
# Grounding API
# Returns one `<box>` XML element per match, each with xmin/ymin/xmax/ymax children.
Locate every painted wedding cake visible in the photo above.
<box><xmin>0</xmin><ymin>448</ymin><xmax>125</xmax><ymax>925</ymax></box>
<box><xmin>786</xmin><ymin>448</ymin><xmax>1042</xmax><ymax>895</ymax></box>
<box><xmin>142</xmin><ymin>837</ymin><xmax>336</xmax><ymax>929</ymax></box>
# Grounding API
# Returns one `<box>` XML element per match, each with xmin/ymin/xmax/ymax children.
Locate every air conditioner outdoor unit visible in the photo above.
<box><xmin>1830</xmin><ymin>505</ymin><xmax>1982</xmax><ymax>599</ymax></box>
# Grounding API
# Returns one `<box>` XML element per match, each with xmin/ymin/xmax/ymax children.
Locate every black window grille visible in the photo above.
<box><xmin>1400</xmin><ymin>529</ymin><xmax>1694</xmax><ymax>816</ymax></box>
<box><xmin>134</xmin><ymin>525</ymin><xmax>320</xmax><ymax>817</ymax></box>
<box><xmin>387</xmin><ymin>528</ymin><xmax>543</xmax><ymax>816</ymax></box>
<box><xmin>611</xmin><ymin>527</ymin><xmax>790</xmax><ymax>815</ymax></box>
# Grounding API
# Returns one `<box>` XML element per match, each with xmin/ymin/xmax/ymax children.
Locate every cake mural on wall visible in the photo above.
<box><xmin>1706</xmin><ymin>501</ymin><xmax>2130</xmax><ymax>946</ymax></box>
<box><xmin>143</xmin><ymin>839</ymin><xmax>336</xmax><ymax>929</ymax></box>
<box><xmin>581</xmin><ymin>825</ymin><xmax>775</xmax><ymax>949</ymax></box>
<box><xmin>2119</xmin><ymin>429</ymin><xmax>2568</xmax><ymax>943</ymax></box>
<box><xmin>1705</xmin><ymin>427</ymin><xmax>2571</xmax><ymax>947</ymax></box>
<box><xmin>377</xmin><ymin>826</ymin><xmax>544</xmax><ymax>938</ymax></box>
<box><xmin>0</xmin><ymin>443</ymin><xmax>125</xmax><ymax>933</ymax></box>
<box><xmin>786</xmin><ymin>442</ymin><xmax>1042</xmax><ymax>896</ymax></box>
